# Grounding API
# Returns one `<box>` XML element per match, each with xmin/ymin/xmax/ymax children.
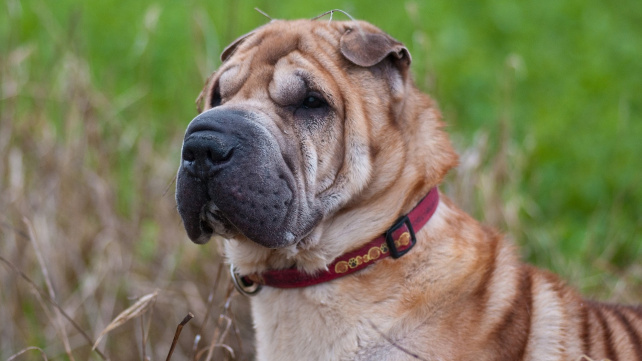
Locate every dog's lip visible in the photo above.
<box><xmin>191</xmin><ymin>223</ymin><xmax>213</xmax><ymax>244</ymax></box>
<box><xmin>184</xmin><ymin>210</ymin><xmax>213</xmax><ymax>244</ymax></box>
<box><xmin>180</xmin><ymin>201</ymin><xmax>212</xmax><ymax>244</ymax></box>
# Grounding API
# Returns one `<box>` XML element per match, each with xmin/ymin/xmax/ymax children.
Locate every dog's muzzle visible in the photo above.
<box><xmin>175</xmin><ymin>108</ymin><xmax>297</xmax><ymax>248</ymax></box>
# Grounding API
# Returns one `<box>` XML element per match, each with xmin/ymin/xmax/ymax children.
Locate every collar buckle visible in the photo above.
<box><xmin>385</xmin><ymin>215</ymin><xmax>417</xmax><ymax>259</ymax></box>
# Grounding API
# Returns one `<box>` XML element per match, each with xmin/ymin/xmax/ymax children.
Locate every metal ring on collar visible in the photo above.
<box><xmin>230</xmin><ymin>263</ymin><xmax>262</xmax><ymax>296</ymax></box>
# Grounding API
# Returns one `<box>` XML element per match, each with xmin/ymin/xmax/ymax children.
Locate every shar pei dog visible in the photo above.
<box><xmin>176</xmin><ymin>17</ymin><xmax>642</xmax><ymax>361</ymax></box>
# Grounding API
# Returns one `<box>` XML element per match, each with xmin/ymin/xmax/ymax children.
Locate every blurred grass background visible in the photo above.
<box><xmin>1</xmin><ymin>0</ymin><xmax>641</xmax><ymax>359</ymax></box>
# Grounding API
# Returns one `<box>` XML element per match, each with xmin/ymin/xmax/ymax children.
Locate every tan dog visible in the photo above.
<box><xmin>176</xmin><ymin>18</ymin><xmax>642</xmax><ymax>360</ymax></box>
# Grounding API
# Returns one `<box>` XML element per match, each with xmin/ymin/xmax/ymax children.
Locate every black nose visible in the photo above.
<box><xmin>181</xmin><ymin>131</ymin><xmax>236</xmax><ymax>179</ymax></box>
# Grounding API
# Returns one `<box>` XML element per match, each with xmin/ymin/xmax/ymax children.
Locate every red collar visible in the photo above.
<box><xmin>231</xmin><ymin>188</ymin><xmax>440</xmax><ymax>293</ymax></box>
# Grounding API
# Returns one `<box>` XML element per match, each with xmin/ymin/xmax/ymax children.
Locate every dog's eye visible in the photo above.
<box><xmin>302</xmin><ymin>94</ymin><xmax>326</xmax><ymax>109</ymax></box>
<box><xmin>210</xmin><ymin>84</ymin><xmax>222</xmax><ymax>107</ymax></box>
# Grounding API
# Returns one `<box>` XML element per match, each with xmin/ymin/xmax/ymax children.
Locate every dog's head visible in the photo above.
<box><xmin>176</xmin><ymin>19</ymin><xmax>457</xmax><ymax>263</ymax></box>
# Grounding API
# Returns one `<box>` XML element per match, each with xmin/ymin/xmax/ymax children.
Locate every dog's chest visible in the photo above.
<box><xmin>250</xmin><ymin>286</ymin><xmax>420</xmax><ymax>361</ymax></box>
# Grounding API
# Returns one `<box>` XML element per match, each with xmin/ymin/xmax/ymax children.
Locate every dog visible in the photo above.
<box><xmin>176</xmin><ymin>17</ymin><xmax>642</xmax><ymax>360</ymax></box>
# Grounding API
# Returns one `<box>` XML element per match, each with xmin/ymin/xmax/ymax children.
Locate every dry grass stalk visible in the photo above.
<box><xmin>93</xmin><ymin>290</ymin><xmax>159</xmax><ymax>350</ymax></box>
<box><xmin>191</xmin><ymin>261</ymin><xmax>225</xmax><ymax>358</ymax></box>
<box><xmin>6</xmin><ymin>346</ymin><xmax>49</xmax><ymax>361</ymax></box>
<box><xmin>166</xmin><ymin>312</ymin><xmax>195</xmax><ymax>361</ymax></box>
<box><xmin>192</xmin><ymin>282</ymin><xmax>242</xmax><ymax>361</ymax></box>
<box><xmin>24</xmin><ymin>217</ymin><xmax>76</xmax><ymax>361</ymax></box>
<box><xmin>226</xmin><ymin>306</ymin><xmax>246</xmax><ymax>359</ymax></box>
<box><xmin>0</xmin><ymin>4</ymin><xmax>250</xmax><ymax>359</ymax></box>
<box><xmin>0</xmin><ymin>256</ymin><xmax>109</xmax><ymax>360</ymax></box>
<box><xmin>141</xmin><ymin>308</ymin><xmax>154</xmax><ymax>361</ymax></box>
<box><xmin>202</xmin><ymin>314</ymin><xmax>235</xmax><ymax>360</ymax></box>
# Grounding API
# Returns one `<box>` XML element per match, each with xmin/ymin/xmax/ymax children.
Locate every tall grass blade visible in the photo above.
<box><xmin>93</xmin><ymin>290</ymin><xmax>159</xmax><ymax>350</ymax></box>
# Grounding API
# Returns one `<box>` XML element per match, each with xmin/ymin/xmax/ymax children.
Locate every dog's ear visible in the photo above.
<box><xmin>221</xmin><ymin>31</ymin><xmax>255</xmax><ymax>62</ymax></box>
<box><xmin>340</xmin><ymin>28</ymin><xmax>411</xmax><ymax>69</ymax></box>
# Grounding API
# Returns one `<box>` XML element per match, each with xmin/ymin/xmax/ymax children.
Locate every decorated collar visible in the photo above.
<box><xmin>231</xmin><ymin>187</ymin><xmax>440</xmax><ymax>295</ymax></box>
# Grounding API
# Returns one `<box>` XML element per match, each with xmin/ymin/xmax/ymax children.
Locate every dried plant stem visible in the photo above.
<box><xmin>0</xmin><ymin>219</ymin><xmax>30</xmax><ymax>240</ymax></box>
<box><xmin>141</xmin><ymin>316</ymin><xmax>147</xmax><ymax>361</ymax></box>
<box><xmin>143</xmin><ymin>303</ymin><xmax>155</xmax><ymax>360</ymax></box>
<box><xmin>7</xmin><ymin>346</ymin><xmax>49</xmax><ymax>361</ymax></box>
<box><xmin>226</xmin><ymin>306</ymin><xmax>245</xmax><ymax>359</ymax></box>
<box><xmin>253</xmin><ymin>8</ymin><xmax>272</xmax><ymax>21</ymax></box>
<box><xmin>93</xmin><ymin>291</ymin><xmax>159</xmax><ymax>349</ymax></box>
<box><xmin>0</xmin><ymin>256</ymin><xmax>108</xmax><ymax>361</ymax></box>
<box><xmin>202</xmin><ymin>283</ymin><xmax>236</xmax><ymax>361</ymax></box>
<box><xmin>203</xmin><ymin>315</ymin><xmax>234</xmax><ymax>361</ymax></box>
<box><xmin>166</xmin><ymin>312</ymin><xmax>194</xmax><ymax>361</ymax></box>
<box><xmin>192</xmin><ymin>261</ymin><xmax>224</xmax><ymax>360</ymax></box>
<box><xmin>23</xmin><ymin>218</ymin><xmax>76</xmax><ymax>361</ymax></box>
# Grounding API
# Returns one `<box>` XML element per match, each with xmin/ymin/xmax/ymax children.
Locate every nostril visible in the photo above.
<box><xmin>183</xmin><ymin>149</ymin><xmax>196</xmax><ymax>162</ymax></box>
<box><xmin>181</xmin><ymin>131</ymin><xmax>236</xmax><ymax>179</ymax></box>
<box><xmin>211</xmin><ymin>147</ymin><xmax>233</xmax><ymax>162</ymax></box>
<box><xmin>205</xmin><ymin>142</ymin><xmax>233</xmax><ymax>163</ymax></box>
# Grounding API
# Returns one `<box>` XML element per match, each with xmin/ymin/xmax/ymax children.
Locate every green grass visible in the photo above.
<box><xmin>1</xmin><ymin>0</ymin><xmax>641</xmax><ymax>359</ymax></box>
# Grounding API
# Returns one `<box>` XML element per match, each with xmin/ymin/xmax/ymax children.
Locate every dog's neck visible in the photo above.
<box><xmin>223</xmin><ymin>163</ymin><xmax>439</xmax><ymax>274</ymax></box>
<box><xmin>230</xmin><ymin>187</ymin><xmax>440</xmax><ymax>292</ymax></box>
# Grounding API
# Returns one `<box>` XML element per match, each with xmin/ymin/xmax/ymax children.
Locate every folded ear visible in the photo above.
<box><xmin>221</xmin><ymin>31</ymin><xmax>255</xmax><ymax>62</ymax></box>
<box><xmin>340</xmin><ymin>27</ymin><xmax>411</xmax><ymax>69</ymax></box>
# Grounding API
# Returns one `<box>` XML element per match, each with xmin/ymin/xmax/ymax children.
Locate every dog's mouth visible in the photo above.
<box><xmin>195</xmin><ymin>201</ymin><xmax>238</xmax><ymax>244</ymax></box>
<box><xmin>175</xmin><ymin>164</ymin><xmax>297</xmax><ymax>247</ymax></box>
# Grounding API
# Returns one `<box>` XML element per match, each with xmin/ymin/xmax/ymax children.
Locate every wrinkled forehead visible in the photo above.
<box><xmin>235</xmin><ymin>19</ymin><xmax>348</xmax><ymax>63</ymax></box>
<box><xmin>215</xmin><ymin>20</ymin><xmax>350</xmax><ymax>107</ymax></box>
